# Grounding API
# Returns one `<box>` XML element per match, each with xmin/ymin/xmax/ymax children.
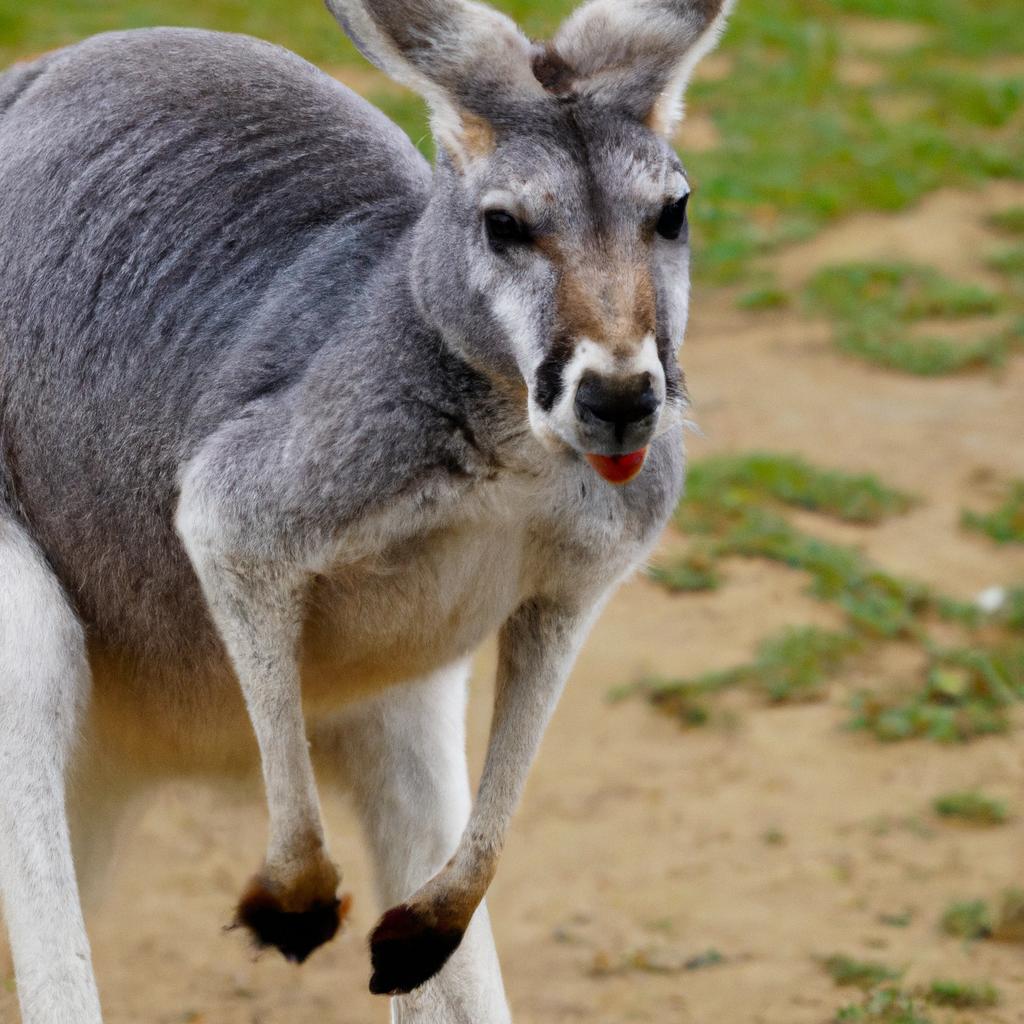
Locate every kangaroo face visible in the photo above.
<box><xmin>337</xmin><ymin>0</ymin><xmax>733</xmax><ymax>481</ymax></box>
<box><xmin>475</xmin><ymin>106</ymin><xmax>690</xmax><ymax>465</ymax></box>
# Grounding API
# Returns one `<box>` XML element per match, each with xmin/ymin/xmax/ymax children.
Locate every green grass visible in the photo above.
<box><xmin>938</xmin><ymin>891</ymin><xmax>1024</xmax><ymax>943</ymax></box>
<box><xmin>994</xmin><ymin>888</ymin><xmax>1024</xmax><ymax>942</ymax></box>
<box><xmin>988</xmin><ymin>208</ymin><xmax>1024</xmax><ymax>236</ymax></box>
<box><xmin>835</xmin><ymin>988</ymin><xmax>933</xmax><ymax>1024</ymax></box>
<box><xmin>822</xmin><ymin>955</ymin><xmax>903</xmax><ymax>989</ymax></box>
<box><xmin>636</xmin><ymin>453</ymin><xmax>1024</xmax><ymax>742</ymax></box>
<box><xmin>848</xmin><ymin>644</ymin><xmax>1024</xmax><ymax>743</ymax></box>
<box><xmin>924</xmin><ymin>979</ymin><xmax>999</xmax><ymax>1008</ymax></box>
<box><xmin>962</xmin><ymin>482</ymin><xmax>1024</xmax><ymax>544</ymax></box>
<box><xmin>737</xmin><ymin>285</ymin><xmax>791</xmax><ymax>311</ymax></box>
<box><xmin>684</xmin><ymin>0</ymin><xmax>1024</xmax><ymax>283</ymax></box>
<box><xmin>941</xmin><ymin>899</ymin><xmax>993</xmax><ymax>940</ymax></box>
<box><xmin>681</xmin><ymin>453</ymin><xmax>915</xmax><ymax>526</ymax></box>
<box><xmin>988</xmin><ymin>245</ymin><xmax>1024</xmax><ymax>277</ymax></box>
<box><xmin>647</xmin><ymin>551</ymin><xmax>720</xmax><ymax>593</ymax></box>
<box><xmin>638</xmin><ymin>626</ymin><xmax>858</xmax><ymax>721</ymax></box>
<box><xmin>933</xmin><ymin>790</ymin><xmax>1009</xmax><ymax>825</ymax></box>
<box><xmin>1006</xmin><ymin>587</ymin><xmax>1024</xmax><ymax>631</ymax></box>
<box><xmin>805</xmin><ymin>262</ymin><xmax>1011</xmax><ymax>375</ymax></box>
<box><xmin>807</xmin><ymin>263</ymin><xmax>999</xmax><ymax>321</ymax></box>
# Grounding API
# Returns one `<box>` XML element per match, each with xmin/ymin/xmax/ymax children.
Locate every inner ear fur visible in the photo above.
<box><xmin>548</xmin><ymin>0</ymin><xmax>736</xmax><ymax>135</ymax></box>
<box><xmin>325</xmin><ymin>0</ymin><xmax>542</xmax><ymax>162</ymax></box>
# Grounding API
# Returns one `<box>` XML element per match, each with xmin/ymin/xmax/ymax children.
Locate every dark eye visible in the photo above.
<box><xmin>656</xmin><ymin>194</ymin><xmax>690</xmax><ymax>241</ymax></box>
<box><xmin>484</xmin><ymin>209</ymin><xmax>531</xmax><ymax>248</ymax></box>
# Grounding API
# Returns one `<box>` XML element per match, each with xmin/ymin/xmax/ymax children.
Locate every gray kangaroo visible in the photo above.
<box><xmin>0</xmin><ymin>0</ymin><xmax>733</xmax><ymax>1020</ymax></box>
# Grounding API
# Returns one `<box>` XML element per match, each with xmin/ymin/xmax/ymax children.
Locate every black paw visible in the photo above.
<box><xmin>368</xmin><ymin>903</ymin><xmax>464</xmax><ymax>995</ymax></box>
<box><xmin>235</xmin><ymin>881</ymin><xmax>352</xmax><ymax>964</ymax></box>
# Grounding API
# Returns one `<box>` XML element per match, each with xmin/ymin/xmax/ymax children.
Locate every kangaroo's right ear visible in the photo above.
<box><xmin>325</xmin><ymin>0</ymin><xmax>543</xmax><ymax>163</ymax></box>
<box><xmin>548</xmin><ymin>0</ymin><xmax>736</xmax><ymax>136</ymax></box>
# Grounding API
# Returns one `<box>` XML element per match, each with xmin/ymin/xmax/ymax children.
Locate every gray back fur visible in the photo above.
<box><xmin>0</xmin><ymin>29</ymin><xmax>433</xmax><ymax>660</ymax></box>
<box><xmin>0</xmin><ymin>1</ymin><xmax>731</xmax><ymax>671</ymax></box>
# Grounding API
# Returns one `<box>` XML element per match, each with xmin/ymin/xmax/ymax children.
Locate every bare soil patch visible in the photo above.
<box><xmin>841</xmin><ymin>18</ymin><xmax>934</xmax><ymax>53</ymax></box>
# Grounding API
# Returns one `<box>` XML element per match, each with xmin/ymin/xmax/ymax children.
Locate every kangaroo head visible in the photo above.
<box><xmin>326</xmin><ymin>0</ymin><xmax>734</xmax><ymax>481</ymax></box>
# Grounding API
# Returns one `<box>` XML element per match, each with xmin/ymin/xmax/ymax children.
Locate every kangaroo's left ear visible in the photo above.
<box><xmin>325</xmin><ymin>0</ymin><xmax>544</xmax><ymax>163</ymax></box>
<box><xmin>545</xmin><ymin>0</ymin><xmax>736</xmax><ymax>136</ymax></box>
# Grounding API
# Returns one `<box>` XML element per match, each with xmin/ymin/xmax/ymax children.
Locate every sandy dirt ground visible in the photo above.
<box><xmin>3</xmin><ymin>173</ymin><xmax>1024</xmax><ymax>1024</ymax></box>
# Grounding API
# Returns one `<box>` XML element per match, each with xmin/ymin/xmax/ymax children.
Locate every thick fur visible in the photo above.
<box><xmin>0</xmin><ymin>1</ymin><xmax>731</xmax><ymax>1020</ymax></box>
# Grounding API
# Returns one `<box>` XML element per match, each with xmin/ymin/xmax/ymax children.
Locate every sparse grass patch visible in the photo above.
<box><xmin>937</xmin><ymin>891</ymin><xmax>1024</xmax><ymax>943</ymax></box>
<box><xmin>805</xmin><ymin>262</ymin><xmax>1009</xmax><ymax>375</ymax></box>
<box><xmin>681</xmin><ymin>453</ymin><xmax>915</xmax><ymax>526</ymax></box>
<box><xmin>837</xmin><ymin>329</ymin><xmax>1011</xmax><ymax>376</ymax></box>
<box><xmin>933</xmin><ymin>790</ymin><xmax>1009</xmax><ymax>825</ymax></box>
<box><xmin>751</xmin><ymin>627</ymin><xmax>860</xmax><ymax>702</ymax></box>
<box><xmin>1006</xmin><ymin>586</ymin><xmax>1024</xmax><ymax>631</ymax></box>
<box><xmin>891</xmin><ymin>65</ymin><xmax>1024</xmax><ymax>129</ymax></box>
<box><xmin>992</xmin><ymin>888</ymin><xmax>1024</xmax><ymax>942</ymax></box>
<box><xmin>647</xmin><ymin>551</ymin><xmax>720</xmax><ymax>593</ymax></box>
<box><xmin>848</xmin><ymin>643</ymin><xmax>1024</xmax><ymax>743</ymax></box>
<box><xmin>822</xmin><ymin>954</ymin><xmax>903</xmax><ymax>989</ymax></box>
<box><xmin>590</xmin><ymin>944</ymin><xmax>728</xmax><ymax>977</ymax></box>
<box><xmin>835</xmin><ymin>988</ymin><xmax>933</xmax><ymax>1024</ymax></box>
<box><xmin>988</xmin><ymin>208</ymin><xmax>1024</xmax><ymax>236</ymax></box>
<box><xmin>637</xmin><ymin>454</ymin><xmax>1024</xmax><ymax>741</ymax></box>
<box><xmin>925</xmin><ymin>979</ymin><xmax>999</xmax><ymax>1008</ymax></box>
<box><xmin>637</xmin><ymin>626</ymin><xmax>858</xmax><ymax>721</ymax></box>
<box><xmin>987</xmin><ymin>245</ymin><xmax>1024</xmax><ymax>277</ymax></box>
<box><xmin>878</xmin><ymin>910</ymin><xmax>914</xmax><ymax>928</ymax></box>
<box><xmin>941</xmin><ymin>899</ymin><xmax>993</xmax><ymax>940</ymax></box>
<box><xmin>807</xmin><ymin>263</ymin><xmax>999</xmax><ymax>321</ymax></box>
<box><xmin>685</xmin><ymin>0</ymin><xmax>1024</xmax><ymax>282</ymax></box>
<box><xmin>737</xmin><ymin>285</ymin><xmax>791</xmax><ymax>311</ymax></box>
<box><xmin>962</xmin><ymin>482</ymin><xmax>1024</xmax><ymax>544</ymax></box>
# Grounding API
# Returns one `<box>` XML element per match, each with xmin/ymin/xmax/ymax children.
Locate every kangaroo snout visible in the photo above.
<box><xmin>574</xmin><ymin>370</ymin><xmax>661</xmax><ymax>454</ymax></box>
<box><xmin>575</xmin><ymin>372</ymin><xmax>659</xmax><ymax>443</ymax></box>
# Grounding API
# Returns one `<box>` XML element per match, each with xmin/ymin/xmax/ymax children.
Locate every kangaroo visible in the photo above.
<box><xmin>0</xmin><ymin>0</ymin><xmax>734</xmax><ymax>1020</ymax></box>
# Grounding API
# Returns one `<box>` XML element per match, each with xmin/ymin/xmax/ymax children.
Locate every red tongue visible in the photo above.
<box><xmin>585</xmin><ymin>448</ymin><xmax>649</xmax><ymax>484</ymax></box>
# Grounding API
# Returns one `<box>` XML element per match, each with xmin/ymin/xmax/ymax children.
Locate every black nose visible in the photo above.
<box><xmin>574</xmin><ymin>373</ymin><xmax>659</xmax><ymax>435</ymax></box>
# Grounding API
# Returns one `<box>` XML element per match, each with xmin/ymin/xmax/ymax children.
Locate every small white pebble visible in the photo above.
<box><xmin>975</xmin><ymin>586</ymin><xmax>1007</xmax><ymax>614</ymax></box>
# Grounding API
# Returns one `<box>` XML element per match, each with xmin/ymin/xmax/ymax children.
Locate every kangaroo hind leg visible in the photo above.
<box><xmin>0</xmin><ymin>513</ymin><xmax>103</xmax><ymax>1024</ymax></box>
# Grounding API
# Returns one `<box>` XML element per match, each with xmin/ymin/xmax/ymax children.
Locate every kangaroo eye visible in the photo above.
<box><xmin>485</xmin><ymin>209</ymin><xmax>531</xmax><ymax>248</ymax></box>
<box><xmin>656</xmin><ymin>194</ymin><xmax>689</xmax><ymax>241</ymax></box>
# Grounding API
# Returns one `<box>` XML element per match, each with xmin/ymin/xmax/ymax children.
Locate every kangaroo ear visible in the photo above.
<box><xmin>325</xmin><ymin>0</ymin><xmax>543</xmax><ymax>162</ymax></box>
<box><xmin>546</xmin><ymin>0</ymin><xmax>735</xmax><ymax>135</ymax></box>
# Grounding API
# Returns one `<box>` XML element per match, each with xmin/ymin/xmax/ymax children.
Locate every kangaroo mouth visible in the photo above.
<box><xmin>584</xmin><ymin>448</ymin><xmax>648</xmax><ymax>485</ymax></box>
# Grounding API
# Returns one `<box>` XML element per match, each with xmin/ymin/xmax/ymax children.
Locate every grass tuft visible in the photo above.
<box><xmin>805</xmin><ymin>262</ymin><xmax>1008</xmax><ymax>375</ymax></box>
<box><xmin>1006</xmin><ymin>586</ymin><xmax>1024</xmax><ymax>631</ymax></box>
<box><xmin>681</xmin><ymin>453</ymin><xmax>915</xmax><ymax>526</ymax></box>
<box><xmin>987</xmin><ymin>245</ymin><xmax>1024</xmax><ymax>277</ymax></box>
<box><xmin>835</xmin><ymin>988</ymin><xmax>933</xmax><ymax>1024</ymax></box>
<box><xmin>848</xmin><ymin>643</ymin><xmax>1024</xmax><ymax>743</ymax></box>
<box><xmin>987</xmin><ymin>208</ymin><xmax>1024</xmax><ymax>236</ymax></box>
<box><xmin>962</xmin><ymin>482</ymin><xmax>1024</xmax><ymax>544</ymax></box>
<box><xmin>933</xmin><ymin>790</ymin><xmax>1009</xmax><ymax>825</ymax></box>
<box><xmin>639</xmin><ymin>626</ymin><xmax>858</xmax><ymax>720</ymax></box>
<box><xmin>638</xmin><ymin>454</ymin><xmax>1024</xmax><ymax>741</ymax></box>
<box><xmin>925</xmin><ymin>979</ymin><xmax>999</xmax><ymax>1008</ymax></box>
<box><xmin>822</xmin><ymin>954</ymin><xmax>903</xmax><ymax>989</ymax></box>
<box><xmin>647</xmin><ymin>551</ymin><xmax>721</xmax><ymax>593</ymax></box>
<box><xmin>941</xmin><ymin>899</ymin><xmax>993</xmax><ymax>940</ymax></box>
<box><xmin>737</xmin><ymin>285</ymin><xmax>791</xmax><ymax>311</ymax></box>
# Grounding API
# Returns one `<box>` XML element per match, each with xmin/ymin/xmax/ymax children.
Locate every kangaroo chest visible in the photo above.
<box><xmin>300</xmin><ymin>515</ymin><xmax>536</xmax><ymax>705</ymax></box>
